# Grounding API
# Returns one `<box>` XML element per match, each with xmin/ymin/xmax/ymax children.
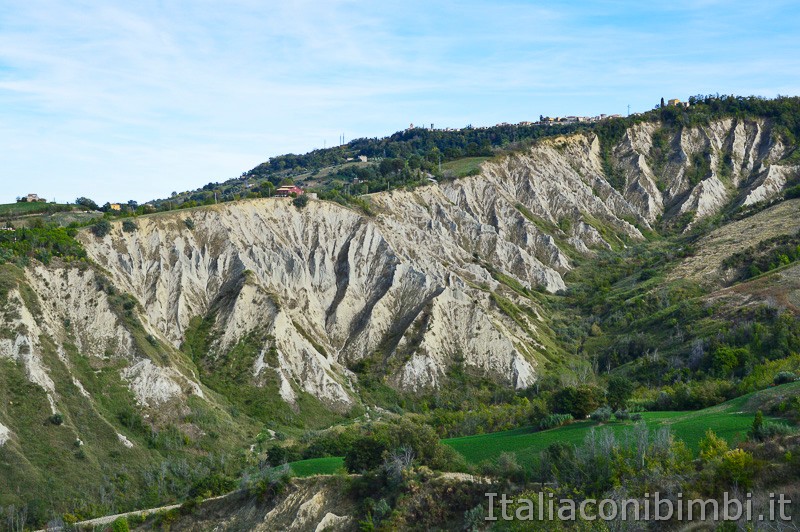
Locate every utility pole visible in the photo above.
<box><xmin>627</xmin><ymin>104</ymin><xmax>631</xmax><ymax>116</ymax></box>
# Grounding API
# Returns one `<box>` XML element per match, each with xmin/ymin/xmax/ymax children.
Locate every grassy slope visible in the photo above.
<box><xmin>289</xmin><ymin>456</ymin><xmax>345</xmax><ymax>476</ymax></box>
<box><xmin>440</xmin><ymin>157</ymin><xmax>490</xmax><ymax>177</ymax></box>
<box><xmin>289</xmin><ymin>382</ymin><xmax>800</xmax><ymax>477</ymax></box>
<box><xmin>444</xmin><ymin>384</ymin><xmax>799</xmax><ymax>467</ymax></box>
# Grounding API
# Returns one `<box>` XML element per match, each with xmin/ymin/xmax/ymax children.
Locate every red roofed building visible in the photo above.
<box><xmin>274</xmin><ymin>185</ymin><xmax>304</xmax><ymax>197</ymax></box>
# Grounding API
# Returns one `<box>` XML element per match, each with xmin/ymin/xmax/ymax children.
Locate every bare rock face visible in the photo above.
<box><xmin>2</xmin><ymin>117</ymin><xmax>795</xmax><ymax>418</ymax></box>
<box><xmin>74</xmin><ymin>117</ymin><xmax>794</xmax><ymax>408</ymax></box>
<box><xmin>0</xmin><ymin>422</ymin><xmax>11</xmax><ymax>446</ymax></box>
<box><xmin>614</xmin><ymin>117</ymin><xmax>794</xmax><ymax>226</ymax></box>
<box><xmin>80</xmin><ymin>199</ymin><xmax>544</xmax><ymax>406</ymax></box>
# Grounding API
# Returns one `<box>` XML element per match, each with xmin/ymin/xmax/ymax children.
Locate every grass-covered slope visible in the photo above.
<box><xmin>289</xmin><ymin>382</ymin><xmax>800</xmax><ymax>477</ymax></box>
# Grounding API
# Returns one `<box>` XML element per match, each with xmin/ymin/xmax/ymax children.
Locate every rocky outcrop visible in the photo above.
<box><xmin>0</xmin><ymin>422</ymin><xmax>11</xmax><ymax>446</ymax></box>
<box><xmin>614</xmin><ymin>117</ymin><xmax>795</xmax><ymax>225</ymax></box>
<box><xmin>2</xmin><ymin>117</ymin><xmax>796</xmax><ymax>418</ymax></box>
<box><xmin>64</xmin><ymin>117</ymin><xmax>794</xmax><ymax>409</ymax></box>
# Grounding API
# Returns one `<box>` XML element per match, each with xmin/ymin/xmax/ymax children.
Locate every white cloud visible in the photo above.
<box><xmin>0</xmin><ymin>1</ymin><xmax>798</xmax><ymax>203</ymax></box>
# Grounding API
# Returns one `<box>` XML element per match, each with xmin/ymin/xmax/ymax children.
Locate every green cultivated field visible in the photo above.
<box><xmin>290</xmin><ymin>456</ymin><xmax>345</xmax><ymax>476</ymax></box>
<box><xmin>289</xmin><ymin>383</ymin><xmax>800</xmax><ymax>477</ymax></box>
<box><xmin>0</xmin><ymin>202</ymin><xmax>73</xmax><ymax>217</ymax></box>
<box><xmin>444</xmin><ymin>408</ymin><xmax>753</xmax><ymax>467</ymax></box>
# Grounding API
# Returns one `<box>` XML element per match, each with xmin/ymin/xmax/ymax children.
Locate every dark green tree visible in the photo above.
<box><xmin>552</xmin><ymin>386</ymin><xmax>602</xmax><ymax>418</ymax></box>
<box><xmin>75</xmin><ymin>197</ymin><xmax>99</xmax><ymax>211</ymax></box>
<box><xmin>606</xmin><ymin>376</ymin><xmax>634</xmax><ymax>410</ymax></box>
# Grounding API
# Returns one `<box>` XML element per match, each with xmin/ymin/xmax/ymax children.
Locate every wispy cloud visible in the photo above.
<box><xmin>0</xmin><ymin>0</ymin><xmax>798</xmax><ymax>203</ymax></box>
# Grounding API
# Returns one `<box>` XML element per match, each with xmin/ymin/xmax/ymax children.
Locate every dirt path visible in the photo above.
<box><xmin>37</xmin><ymin>493</ymin><xmax>232</xmax><ymax>531</ymax></box>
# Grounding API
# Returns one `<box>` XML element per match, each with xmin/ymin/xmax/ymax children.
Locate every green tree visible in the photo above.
<box><xmin>91</xmin><ymin>219</ymin><xmax>112</xmax><ymax>237</ymax></box>
<box><xmin>75</xmin><ymin>197</ymin><xmax>99</xmax><ymax>211</ymax></box>
<box><xmin>552</xmin><ymin>385</ymin><xmax>601</xmax><ymax>418</ymax></box>
<box><xmin>717</xmin><ymin>448</ymin><xmax>756</xmax><ymax>489</ymax></box>
<box><xmin>748</xmin><ymin>410</ymin><xmax>764</xmax><ymax>441</ymax></box>
<box><xmin>709</xmin><ymin>345</ymin><xmax>748</xmax><ymax>377</ymax></box>
<box><xmin>699</xmin><ymin>429</ymin><xmax>728</xmax><ymax>462</ymax></box>
<box><xmin>606</xmin><ymin>376</ymin><xmax>634</xmax><ymax>410</ymax></box>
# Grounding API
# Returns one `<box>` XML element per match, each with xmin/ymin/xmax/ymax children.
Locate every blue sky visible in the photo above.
<box><xmin>1</xmin><ymin>1</ymin><xmax>799</xmax><ymax>204</ymax></box>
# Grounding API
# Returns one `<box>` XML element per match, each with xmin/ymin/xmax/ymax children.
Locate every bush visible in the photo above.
<box><xmin>716</xmin><ymin>448</ymin><xmax>756</xmax><ymax>490</ymax></box>
<box><xmin>774</xmin><ymin>371</ymin><xmax>797</xmax><ymax>385</ymax></box>
<box><xmin>614</xmin><ymin>409</ymin><xmax>630</xmax><ymax>421</ymax></box>
<box><xmin>699</xmin><ymin>429</ymin><xmax>729</xmax><ymax>462</ymax></box>
<box><xmin>122</xmin><ymin>220</ymin><xmax>137</xmax><ymax>233</ymax></box>
<box><xmin>630</xmin><ymin>413</ymin><xmax>643</xmax><ymax>421</ymax></box>
<box><xmin>267</xmin><ymin>445</ymin><xmax>300</xmax><ymax>466</ymax></box>
<box><xmin>184</xmin><ymin>218</ymin><xmax>195</xmax><ymax>230</ymax></box>
<box><xmin>242</xmin><ymin>463</ymin><xmax>292</xmax><ymax>498</ymax></box>
<box><xmin>91</xmin><ymin>219</ymin><xmax>111</xmax><ymax>237</ymax></box>
<box><xmin>292</xmin><ymin>194</ymin><xmax>309</xmax><ymax>209</ymax></box>
<box><xmin>490</xmin><ymin>452</ymin><xmax>526</xmax><ymax>484</ymax></box>
<box><xmin>589</xmin><ymin>406</ymin><xmax>612</xmax><ymax>422</ymax></box>
<box><xmin>761</xmin><ymin>421</ymin><xmax>797</xmax><ymax>438</ymax></box>
<box><xmin>344</xmin><ymin>420</ymin><xmax>461</xmax><ymax>473</ymax></box>
<box><xmin>538</xmin><ymin>413</ymin><xmax>573</xmax><ymax>431</ymax></box>
<box><xmin>188</xmin><ymin>473</ymin><xmax>236</xmax><ymax>498</ymax></box>
<box><xmin>785</xmin><ymin>184</ymin><xmax>800</xmax><ymax>199</ymax></box>
<box><xmin>49</xmin><ymin>413</ymin><xmax>64</xmax><ymax>425</ymax></box>
<box><xmin>111</xmin><ymin>517</ymin><xmax>130</xmax><ymax>532</ymax></box>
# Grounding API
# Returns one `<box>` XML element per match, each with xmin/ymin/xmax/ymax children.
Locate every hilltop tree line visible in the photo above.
<box><xmin>83</xmin><ymin>94</ymin><xmax>798</xmax><ymax>214</ymax></box>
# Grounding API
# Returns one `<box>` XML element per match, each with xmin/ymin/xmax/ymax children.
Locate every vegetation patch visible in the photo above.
<box><xmin>722</xmin><ymin>229</ymin><xmax>800</xmax><ymax>282</ymax></box>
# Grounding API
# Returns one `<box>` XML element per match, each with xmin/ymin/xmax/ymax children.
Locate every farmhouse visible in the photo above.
<box><xmin>274</xmin><ymin>185</ymin><xmax>304</xmax><ymax>198</ymax></box>
<box><xmin>25</xmin><ymin>193</ymin><xmax>45</xmax><ymax>202</ymax></box>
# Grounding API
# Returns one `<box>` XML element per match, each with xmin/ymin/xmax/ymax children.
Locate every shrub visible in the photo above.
<box><xmin>716</xmin><ymin>448</ymin><xmax>756</xmax><ymax>489</ymax></box>
<box><xmin>242</xmin><ymin>463</ymin><xmax>292</xmax><ymax>498</ymax></box>
<box><xmin>463</xmin><ymin>505</ymin><xmax>486</xmax><ymax>531</ymax></box>
<box><xmin>774</xmin><ymin>371</ymin><xmax>797</xmax><ymax>385</ymax></box>
<box><xmin>111</xmin><ymin>517</ymin><xmax>130</xmax><ymax>532</ymax></box>
<box><xmin>614</xmin><ymin>409</ymin><xmax>630</xmax><ymax>421</ymax></box>
<box><xmin>589</xmin><ymin>406</ymin><xmax>612</xmax><ymax>422</ymax></box>
<box><xmin>184</xmin><ymin>218</ymin><xmax>195</xmax><ymax>230</ymax></box>
<box><xmin>91</xmin><ymin>219</ymin><xmax>111</xmax><ymax>237</ymax></box>
<box><xmin>344</xmin><ymin>420</ymin><xmax>461</xmax><ymax>473</ymax></box>
<box><xmin>699</xmin><ymin>429</ymin><xmax>729</xmax><ymax>462</ymax></box>
<box><xmin>49</xmin><ymin>413</ymin><xmax>64</xmax><ymax>425</ymax></box>
<box><xmin>538</xmin><ymin>413</ymin><xmax>573</xmax><ymax>431</ymax></box>
<box><xmin>630</xmin><ymin>413</ymin><xmax>643</xmax><ymax>421</ymax></box>
<box><xmin>492</xmin><ymin>452</ymin><xmax>525</xmax><ymax>483</ymax></box>
<box><xmin>754</xmin><ymin>420</ymin><xmax>797</xmax><ymax>441</ymax></box>
<box><xmin>292</xmin><ymin>194</ymin><xmax>309</xmax><ymax>209</ymax></box>
<box><xmin>267</xmin><ymin>445</ymin><xmax>300</xmax><ymax>466</ymax></box>
<box><xmin>122</xmin><ymin>220</ymin><xmax>137</xmax><ymax>233</ymax></box>
<box><xmin>188</xmin><ymin>473</ymin><xmax>236</xmax><ymax>498</ymax></box>
<box><xmin>785</xmin><ymin>184</ymin><xmax>800</xmax><ymax>199</ymax></box>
